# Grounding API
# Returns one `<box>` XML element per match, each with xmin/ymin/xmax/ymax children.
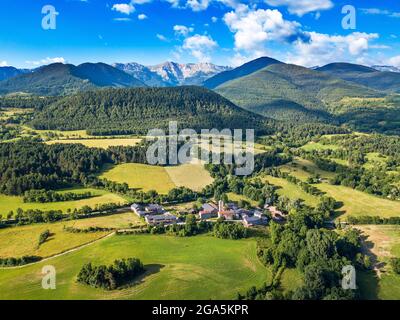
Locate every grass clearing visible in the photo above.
<box><xmin>0</xmin><ymin>188</ymin><xmax>127</xmax><ymax>216</ymax></box>
<box><xmin>0</xmin><ymin>234</ymin><xmax>270</xmax><ymax>300</ymax></box>
<box><xmin>261</xmin><ymin>175</ymin><xmax>320</xmax><ymax>207</ymax></box>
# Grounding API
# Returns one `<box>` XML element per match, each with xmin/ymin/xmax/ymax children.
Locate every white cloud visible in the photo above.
<box><xmin>113</xmin><ymin>17</ymin><xmax>132</xmax><ymax>21</ymax></box>
<box><xmin>360</xmin><ymin>8</ymin><xmax>400</xmax><ymax>18</ymax></box>
<box><xmin>138</xmin><ymin>13</ymin><xmax>148</xmax><ymax>20</ymax></box>
<box><xmin>389</xmin><ymin>56</ymin><xmax>400</xmax><ymax>68</ymax></box>
<box><xmin>211</xmin><ymin>16</ymin><xmax>218</xmax><ymax>23</ymax></box>
<box><xmin>131</xmin><ymin>0</ymin><xmax>152</xmax><ymax>3</ymax></box>
<box><xmin>186</xmin><ymin>0</ymin><xmax>209</xmax><ymax>11</ymax></box>
<box><xmin>156</xmin><ymin>34</ymin><xmax>170</xmax><ymax>42</ymax></box>
<box><xmin>265</xmin><ymin>0</ymin><xmax>333</xmax><ymax>16</ymax></box>
<box><xmin>26</xmin><ymin>57</ymin><xmax>66</xmax><ymax>66</ymax></box>
<box><xmin>287</xmin><ymin>32</ymin><xmax>379</xmax><ymax>67</ymax></box>
<box><xmin>0</xmin><ymin>61</ymin><xmax>8</xmax><ymax>67</ymax></box>
<box><xmin>182</xmin><ymin>34</ymin><xmax>218</xmax><ymax>62</ymax></box>
<box><xmin>112</xmin><ymin>3</ymin><xmax>135</xmax><ymax>15</ymax></box>
<box><xmin>173</xmin><ymin>25</ymin><xmax>194</xmax><ymax>37</ymax></box>
<box><xmin>224</xmin><ymin>7</ymin><xmax>309</xmax><ymax>53</ymax></box>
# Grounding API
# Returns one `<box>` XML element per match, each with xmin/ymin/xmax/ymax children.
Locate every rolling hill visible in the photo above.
<box><xmin>30</xmin><ymin>86</ymin><xmax>269</xmax><ymax>133</ymax></box>
<box><xmin>316</xmin><ymin>63</ymin><xmax>400</xmax><ymax>93</ymax></box>
<box><xmin>0</xmin><ymin>63</ymin><xmax>145</xmax><ymax>96</ymax></box>
<box><xmin>203</xmin><ymin>57</ymin><xmax>282</xmax><ymax>89</ymax></box>
<box><xmin>214</xmin><ymin>60</ymin><xmax>381</xmax><ymax>122</ymax></box>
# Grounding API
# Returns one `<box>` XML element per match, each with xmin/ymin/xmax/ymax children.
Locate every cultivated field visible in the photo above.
<box><xmin>0</xmin><ymin>234</ymin><xmax>270</xmax><ymax>300</ymax></box>
<box><xmin>0</xmin><ymin>188</ymin><xmax>127</xmax><ymax>216</ymax></box>
<box><xmin>46</xmin><ymin>138</ymin><xmax>142</xmax><ymax>149</ymax></box>
<box><xmin>164</xmin><ymin>163</ymin><xmax>213</xmax><ymax>192</ymax></box>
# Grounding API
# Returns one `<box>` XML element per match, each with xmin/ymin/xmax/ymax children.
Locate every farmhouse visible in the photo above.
<box><xmin>145</xmin><ymin>213</ymin><xmax>178</xmax><ymax>226</ymax></box>
<box><xmin>131</xmin><ymin>203</ymin><xmax>165</xmax><ymax>217</ymax></box>
<box><xmin>242</xmin><ymin>215</ymin><xmax>268</xmax><ymax>228</ymax></box>
<box><xmin>199</xmin><ymin>202</ymin><xmax>219</xmax><ymax>219</ymax></box>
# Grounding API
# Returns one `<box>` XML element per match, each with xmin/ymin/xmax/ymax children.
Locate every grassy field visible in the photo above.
<box><xmin>101</xmin><ymin>163</ymin><xmax>213</xmax><ymax>194</ymax></box>
<box><xmin>0</xmin><ymin>188</ymin><xmax>127</xmax><ymax>216</ymax></box>
<box><xmin>226</xmin><ymin>193</ymin><xmax>259</xmax><ymax>207</ymax></box>
<box><xmin>100</xmin><ymin>163</ymin><xmax>176</xmax><ymax>194</ymax></box>
<box><xmin>46</xmin><ymin>138</ymin><xmax>142</xmax><ymax>149</ymax></box>
<box><xmin>355</xmin><ymin>225</ymin><xmax>400</xmax><ymax>299</ymax></box>
<box><xmin>262</xmin><ymin>175</ymin><xmax>320</xmax><ymax>207</ymax></box>
<box><xmin>0</xmin><ymin>234</ymin><xmax>270</xmax><ymax>300</ymax></box>
<box><xmin>164</xmin><ymin>163</ymin><xmax>213</xmax><ymax>192</ymax></box>
<box><xmin>279</xmin><ymin>158</ymin><xmax>400</xmax><ymax>218</ymax></box>
<box><xmin>0</xmin><ymin>212</ymin><xmax>144</xmax><ymax>258</ymax></box>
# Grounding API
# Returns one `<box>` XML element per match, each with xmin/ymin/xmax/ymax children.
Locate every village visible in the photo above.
<box><xmin>130</xmin><ymin>199</ymin><xmax>287</xmax><ymax>228</ymax></box>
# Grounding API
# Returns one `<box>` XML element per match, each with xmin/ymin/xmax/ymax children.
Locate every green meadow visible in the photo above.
<box><xmin>0</xmin><ymin>188</ymin><xmax>127</xmax><ymax>216</ymax></box>
<box><xmin>0</xmin><ymin>234</ymin><xmax>270</xmax><ymax>300</ymax></box>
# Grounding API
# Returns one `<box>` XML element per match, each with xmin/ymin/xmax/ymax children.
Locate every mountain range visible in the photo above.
<box><xmin>114</xmin><ymin>61</ymin><xmax>231</xmax><ymax>86</ymax></box>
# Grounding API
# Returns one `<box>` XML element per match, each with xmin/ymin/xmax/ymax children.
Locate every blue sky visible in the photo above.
<box><xmin>0</xmin><ymin>0</ymin><xmax>399</xmax><ymax>68</ymax></box>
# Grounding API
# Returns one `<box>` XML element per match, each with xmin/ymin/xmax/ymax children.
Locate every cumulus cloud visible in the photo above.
<box><xmin>264</xmin><ymin>0</ymin><xmax>333</xmax><ymax>16</ymax></box>
<box><xmin>173</xmin><ymin>25</ymin><xmax>194</xmax><ymax>37</ymax></box>
<box><xmin>287</xmin><ymin>32</ymin><xmax>379</xmax><ymax>67</ymax></box>
<box><xmin>138</xmin><ymin>13</ymin><xmax>148</xmax><ymax>19</ymax></box>
<box><xmin>211</xmin><ymin>16</ymin><xmax>218</xmax><ymax>23</ymax></box>
<box><xmin>224</xmin><ymin>7</ymin><xmax>309</xmax><ymax>53</ymax></box>
<box><xmin>112</xmin><ymin>3</ymin><xmax>135</xmax><ymax>15</ymax></box>
<box><xmin>0</xmin><ymin>61</ymin><xmax>8</xmax><ymax>67</ymax></box>
<box><xmin>26</xmin><ymin>57</ymin><xmax>66</xmax><ymax>66</ymax></box>
<box><xmin>182</xmin><ymin>34</ymin><xmax>218</xmax><ymax>62</ymax></box>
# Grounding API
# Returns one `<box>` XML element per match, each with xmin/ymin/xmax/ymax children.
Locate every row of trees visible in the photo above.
<box><xmin>23</xmin><ymin>189</ymin><xmax>92</xmax><ymax>203</ymax></box>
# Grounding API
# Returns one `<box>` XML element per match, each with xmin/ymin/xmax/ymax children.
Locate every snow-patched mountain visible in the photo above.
<box><xmin>112</xmin><ymin>62</ymin><xmax>167</xmax><ymax>87</ymax></box>
<box><xmin>372</xmin><ymin>65</ymin><xmax>400</xmax><ymax>73</ymax></box>
<box><xmin>114</xmin><ymin>61</ymin><xmax>231</xmax><ymax>86</ymax></box>
<box><xmin>148</xmin><ymin>61</ymin><xmax>231</xmax><ymax>85</ymax></box>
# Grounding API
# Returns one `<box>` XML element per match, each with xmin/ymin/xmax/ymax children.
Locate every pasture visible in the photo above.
<box><xmin>0</xmin><ymin>234</ymin><xmax>270</xmax><ymax>300</ymax></box>
<box><xmin>0</xmin><ymin>212</ymin><xmax>143</xmax><ymax>258</ymax></box>
<box><xmin>278</xmin><ymin>158</ymin><xmax>400</xmax><ymax>218</ymax></box>
<box><xmin>0</xmin><ymin>188</ymin><xmax>127</xmax><ymax>216</ymax></box>
<box><xmin>101</xmin><ymin>163</ymin><xmax>213</xmax><ymax>194</ymax></box>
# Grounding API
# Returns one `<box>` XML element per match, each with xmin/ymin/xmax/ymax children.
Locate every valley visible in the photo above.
<box><xmin>0</xmin><ymin>56</ymin><xmax>400</xmax><ymax>301</ymax></box>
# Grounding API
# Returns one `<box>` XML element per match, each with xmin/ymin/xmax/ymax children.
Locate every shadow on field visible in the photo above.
<box><xmin>120</xmin><ymin>264</ymin><xmax>165</xmax><ymax>289</ymax></box>
<box><xmin>357</xmin><ymin>232</ymin><xmax>381</xmax><ymax>300</ymax></box>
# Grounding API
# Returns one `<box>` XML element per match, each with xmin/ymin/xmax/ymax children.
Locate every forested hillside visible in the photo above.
<box><xmin>0</xmin><ymin>63</ymin><xmax>145</xmax><ymax>96</ymax></box>
<box><xmin>316</xmin><ymin>63</ymin><xmax>400</xmax><ymax>93</ymax></box>
<box><xmin>30</xmin><ymin>86</ymin><xmax>269</xmax><ymax>134</ymax></box>
<box><xmin>215</xmin><ymin>63</ymin><xmax>380</xmax><ymax>122</ymax></box>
